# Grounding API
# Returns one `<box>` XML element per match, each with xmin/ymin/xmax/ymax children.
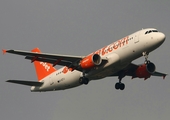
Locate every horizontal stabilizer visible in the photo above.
<box><xmin>6</xmin><ymin>80</ymin><xmax>43</xmax><ymax>86</ymax></box>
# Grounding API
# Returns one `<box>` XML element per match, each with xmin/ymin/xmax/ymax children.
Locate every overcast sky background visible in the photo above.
<box><xmin>0</xmin><ymin>0</ymin><xmax>170</xmax><ymax>120</ymax></box>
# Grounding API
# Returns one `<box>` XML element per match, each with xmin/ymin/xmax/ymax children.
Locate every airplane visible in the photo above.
<box><xmin>3</xmin><ymin>28</ymin><xmax>167</xmax><ymax>92</ymax></box>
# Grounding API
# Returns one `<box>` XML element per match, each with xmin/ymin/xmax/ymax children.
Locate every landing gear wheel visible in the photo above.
<box><xmin>115</xmin><ymin>83</ymin><xmax>120</xmax><ymax>90</ymax></box>
<box><xmin>115</xmin><ymin>82</ymin><xmax>125</xmax><ymax>90</ymax></box>
<box><xmin>79</xmin><ymin>77</ymin><xmax>89</xmax><ymax>85</ymax></box>
<box><xmin>79</xmin><ymin>77</ymin><xmax>83</xmax><ymax>84</ymax></box>
<box><xmin>119</xmin><ymin>83</ymin><xmax>125</xmax><ymax>90</ymax></box>
<box><xmin>83</xmin><ymin>78</ymin><xmax>89</xmax><ymax>85</ymax></box>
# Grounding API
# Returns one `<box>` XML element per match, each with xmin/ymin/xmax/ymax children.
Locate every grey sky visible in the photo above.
<box><xmin>0</xmin><ymin>0</ymin><xmax>170</xmax><ymax>120</ymax></box>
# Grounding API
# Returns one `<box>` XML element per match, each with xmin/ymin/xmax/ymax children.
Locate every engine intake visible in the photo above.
<box><xmin>146</xmin><ymin>62</ymin><xmax>155</xmax><ymax>73</ymax></box>
<box><xmin>80</xmin><ymin>54</ymin><xmax>102</xmax><ymax>69</ymax></box>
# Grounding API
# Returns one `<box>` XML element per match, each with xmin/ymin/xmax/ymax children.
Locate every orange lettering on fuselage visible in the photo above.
<box><xmin>102</xmin><ymin>46</ymin><xmax>107</xmax><ymax>56</ymax></box>
<box><xmin>63</xmin><ymin>67</ymin><xmax>68</xmax><ymax>74</ymax></box>
<box><xmin>93</xmin><ymin>36</ymin><xmax>129</xmax><ymax>56</ymax></box>
<box><xmin>107</xmin><ymin>45</ymin><xmax>113</xmax><ymax>52</ymax></box>
<box><xmin>63</xmin><ymin>66</ymin><xmax>74</xmax><ymax>74</ymax></box>
<box><xmin>113</xmin><ymin>42</ymin><xmax>119</xmax><ymax>49</ymax></box>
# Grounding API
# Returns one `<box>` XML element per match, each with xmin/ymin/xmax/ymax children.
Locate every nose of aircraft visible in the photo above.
<box><xmin>157</xmin><ymin>32</ymin><xmax>166</xmax><ymax>43</ymax></box>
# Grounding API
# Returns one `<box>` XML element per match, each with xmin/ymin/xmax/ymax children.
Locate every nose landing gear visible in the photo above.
<box><xmin>143</xmin><ymin>52</ymin><xmax>150</xmax><ymax>64</ymax></box>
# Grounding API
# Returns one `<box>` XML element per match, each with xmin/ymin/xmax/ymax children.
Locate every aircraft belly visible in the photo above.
<box><xmin>53</xmin><ymin>70</ymin><xmax>81</xmax><ymax>90</ymax></box>
<box><xmin>62</xmin><ymin>71</ymin><xmax>82</xmax><ymax>89</ymax></box>
<box><xmin>34</xmin><ymin>70</ymin><xmax>81</xmax><ymax>91</ymax></box>
<box><xmin>89</xmin><ymin>64</ymin><xmax>125</xmax><ymax>80</ymax></box>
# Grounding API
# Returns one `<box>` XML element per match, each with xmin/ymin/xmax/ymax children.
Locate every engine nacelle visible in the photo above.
<box><xmin>80</xmin><ymin>54</ymin><xmax>102</xmax><ymax>69</ymax></box>
<box><xmin>135</xmin><ymin>62</ymin><xmax>156</xmax><ymax>79</ymax></box>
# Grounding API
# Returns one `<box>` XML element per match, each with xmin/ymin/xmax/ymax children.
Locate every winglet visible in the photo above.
<box><xmin>2</xmin><ymin>49</ymin><xmax>7</xmax><ymax>55</ymax></box>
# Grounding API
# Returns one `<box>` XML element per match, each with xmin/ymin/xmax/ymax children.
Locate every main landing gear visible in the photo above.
<box><xmin>115</xmin><ymin>75</ymin><xmax>125</xmax><ymax>90</ymax></box>
<box><xmin>115</xmin><ymin>72</ymin><xmax>125</xmax><ymax>90</ymax></box>
<box><xmin>79</xmin><ymin>72</ymin><xmax>89</xmax><ymax>85</ymax></box>
<box><xmin>115</xmin><ymin>82</ymin><xmax>125</xmax><ymax>90</ymax></box>
<box><xmin>79</xmin><ymin>77</ymin><xmax>89</xmax><ymax>85</ymax></box>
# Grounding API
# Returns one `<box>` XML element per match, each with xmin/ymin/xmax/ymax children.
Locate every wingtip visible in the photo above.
<box><xmin>31</xmin><ymin>48</ymin><xmax>41</xmax><ymax>53</ymax></box>
<box><xmin>2</xmin><ymin>49</ymin><xmax>7</xmax><ymax>55</ymax></box>
<box><xmin>163</xmin><ymin>75</ymin><xmax>167</xmax><ymax>79</ymax></box>
<box><xmin>6</xmin><ymin>80</ymin><xmax>12</xmax><ymax>82</ymax></box>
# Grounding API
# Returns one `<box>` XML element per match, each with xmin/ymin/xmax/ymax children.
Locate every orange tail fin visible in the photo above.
<box><xmin>31</xmin><ymin>48</ymin><xmax>57</xmax><ymax>81</ymax></box>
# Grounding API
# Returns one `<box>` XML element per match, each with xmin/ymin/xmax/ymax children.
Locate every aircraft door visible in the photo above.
<box><xmin>134</xmin><ymin>32</ymin><xmax>139</xmax><ymax>43</ymax></box>
<box><xmin>49</xmin><ymin>76</ymin><xmax>54</xmax><ymax>86</ymax></box>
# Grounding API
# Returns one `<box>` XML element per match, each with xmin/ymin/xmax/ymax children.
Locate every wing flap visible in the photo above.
<box><xmin>25</xmin><ymin>56</ymin><xmax>72</xmax><ymax>66</ymax></box>
<box><xmin>6</xmin><ymin>80</ymin><xmax>43</xmax><ymax>86</ymax></box>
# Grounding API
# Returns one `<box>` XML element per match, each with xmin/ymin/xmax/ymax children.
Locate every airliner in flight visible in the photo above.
<box><xmin>3</xmin><ymin>28</ymin><xmax>167</xmax><ymax>91</ymax></box>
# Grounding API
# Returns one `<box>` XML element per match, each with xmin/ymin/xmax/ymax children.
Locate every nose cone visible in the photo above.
<box><xmin>157</xmin><ymin>32</ymin><xmax>166</xmax><ymax>43</ymax></box>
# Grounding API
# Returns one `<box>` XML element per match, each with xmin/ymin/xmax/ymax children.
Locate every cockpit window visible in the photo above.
<box><xmin>145</xmin><ymin>31</ymin><xmax>149</xmax><ymax>34</ymax></box>
<box><xmin>152</xmin><ymin>30</ymin><xmax>158</xmax><ymax>32</ymax></box>
<box><xmin>145</xmin><ymin>30</ymin><xmax>158</xmax><ymax>34</ymax></box>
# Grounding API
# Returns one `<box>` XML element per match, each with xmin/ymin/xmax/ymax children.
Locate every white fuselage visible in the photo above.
<box><xmin>31</xmin><ymin>28</ymin><xmax>165</xmax><ymax>91</ymax></box>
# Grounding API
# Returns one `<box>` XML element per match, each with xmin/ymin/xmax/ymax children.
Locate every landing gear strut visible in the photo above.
<box><xmin>142</xmin><ymin>52</ymin><xmax>150</xmax><ymax>64</ymax></box>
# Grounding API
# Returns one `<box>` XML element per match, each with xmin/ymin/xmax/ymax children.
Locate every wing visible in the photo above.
<box><xmin>3</xmin><ymin>49</ymin><xmax>84</xmax><ymax>67</ymax></box>
<box><xmin>111</xmin><ymin>63</ymin><xmax>167</xmax><ymax>79</ymax></box>
<box><xmin>6</xmin><ymin>80</ymin><xmax>43</xmax><ymax>86</ymax></box>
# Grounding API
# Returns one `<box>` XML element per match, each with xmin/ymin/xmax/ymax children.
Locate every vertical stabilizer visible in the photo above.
<box><xmin>31</xmin><ymin>48</ymin><xmax>57</xmax><ymax>81</ymax></box>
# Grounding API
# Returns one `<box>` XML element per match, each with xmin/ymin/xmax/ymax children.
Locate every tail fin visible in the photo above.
<box><xmin>31</xmin><ymin>48</ymin><xmax>57</xmax><ymax>81</ymax></box>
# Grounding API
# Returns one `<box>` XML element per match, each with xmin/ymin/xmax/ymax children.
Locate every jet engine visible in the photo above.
<box><xmin>80</xmin><ymin>54</ymin><xmax>102</xmax><ymax>69</ymax></box>
<box><xmin>135</xmin><ymin>62</ymin><xmax>156</xmax><ymax>80</ymax></box>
